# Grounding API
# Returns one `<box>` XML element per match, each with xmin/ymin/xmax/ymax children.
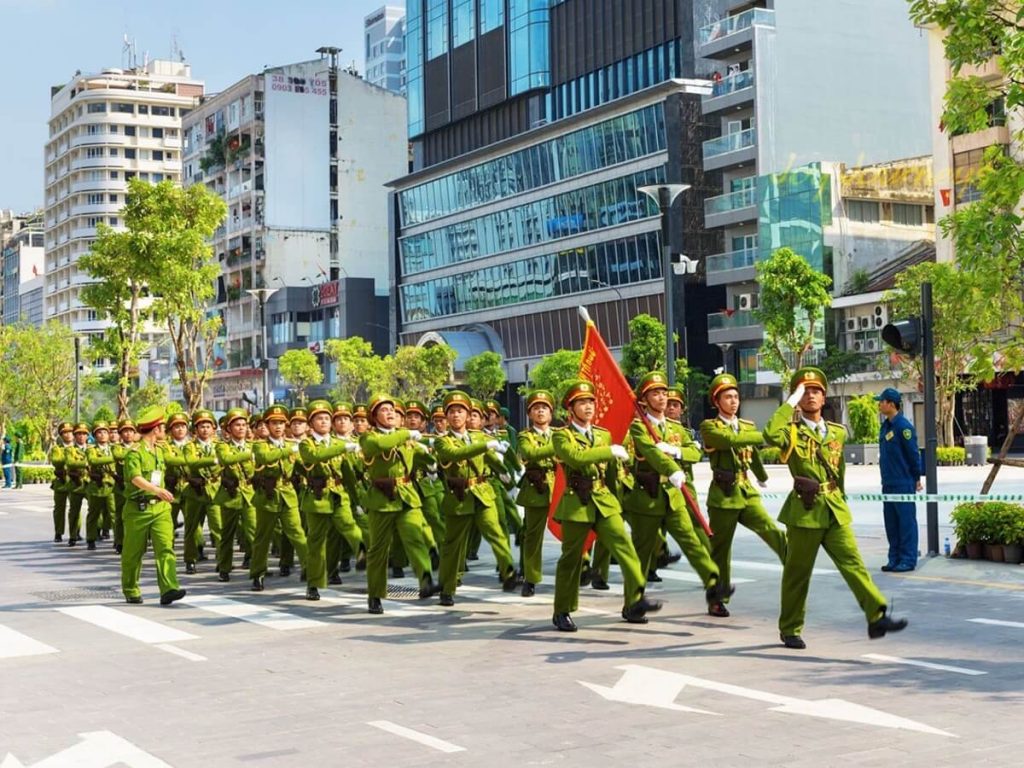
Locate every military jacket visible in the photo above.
<box><xmin>517</xmin><ymin>427</ymin><xmax>556</xmax><ymax>508</ymax></box>
<box><xmin>163</xmin><ymin>440</ymin><xmax>190</xmax><ymax>496</ymax></box>
<box><xmin>214</xmin><ymin>440</ymin><xmax>255</xmax><ymax>509</ymax></box>
<box><xmin>111</xmin><ymin>443</ymin><xmax>129</xmax><ymax>497</ymax></box>
<box><xmin>360</xmin><ymin>428</ymin><xmax>430</xmax><ymax>512</ymax></box>
<box><xmin>64</xmin><ymin>443</ymin><xmax>90</xmax><ymax>494</ymax></box>
<box><xmin>124</xmin><ymin>442</ymin><xmax>170</xmax><ymax>512</ymax></box>
<box><xmin>182</xmin><ymin>439</ymin><xmax>221</xmax><ymax>502</ymax></box>
<box><xmin>551</xmin><ymin>424</ymin><xmax>622</xmax><ymax>524</ymax></box>
<box><xmin>413</xmin><ymin>436</ymin><xmax>446</xmax><ymax>500</ymax></box>
<box><xmin>254</xmin><ymin>438</ymin><xmax>300</xmax><ymax>509</ymax></box>
<box><xmin>298</xmin><ymin>434</ymin><xmax>350</xmax><ymax>515</ymax></box>
<box><xmin>624</xmin><ymin>416</ymin><xmax>701</xmax><ymax>518</ymax></box>
<box><xmin>764</xmin><ymin>403</ymin><xmax>849</xmax><ymax>528</ymax></box>
<box><xmin>49</xmin><ymin>440</ymin><xmax>76</xmax><ymax>492</ymax></box>
<box><xmin>434</xmin><ymin>429</ymin><xmax>503</xmax><ymax>516</ymax></box>
<box><xmin>85</xmin><ymin>444</ymin><xmax>117</xmax><ymax>497</ymax></box>
<box><xmin>700</xmin><ymin>416</ymin><xmax>769</xmax><ymax>510</ymax></box>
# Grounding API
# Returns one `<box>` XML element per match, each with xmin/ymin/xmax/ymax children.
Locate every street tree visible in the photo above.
<box><xmin>326</xmin><ymin>336</ymin><xmax>389</xmax><ymax>404</ymax></box>
<box><xmin>754</xmin><ymin>247</ymin><xmax>833</xmax><ymax>387</ymax></box>
<box><xmin>387</xmin><ymin>344</ymin><xmax>457</xmax><ymax>404</ymax></box>
<box><xmin>884</xmin><ymin>261</ymin><xmax>1003</xmax><ymax>446</ymax></box>
<box><xmin>278</xmin><ymin>348</ymin><xmax>324</xmax><ymax>405</ymax></box>
<box><xmin>621</xmin><ymin>313</ymin><xmax>672</xmax><ymax>380</ymax></box>
<box><xmin>520</xmin><ymin>349</ymin><xmax>582</xmax><ymax>417</ymax></box>
<box><xmin>464</xmin><ymin>351</ymin><xmax>506</xmax><ymax>401</ymax></box>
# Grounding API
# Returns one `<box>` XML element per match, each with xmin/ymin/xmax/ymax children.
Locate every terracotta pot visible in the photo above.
<box><xmin>1003</xmin><ymin>543</ymin><xmax>1023</xmax><ymax>565</ymax></box>
<box><xmin>984</xmin><ymin>543</ymin><xmax>1005</xmax><ymax>562</ymax></box>
<box><xmin>966</xmin><ymin>542</ymin><xmax>984</xmax><ymax>559</ymax></box>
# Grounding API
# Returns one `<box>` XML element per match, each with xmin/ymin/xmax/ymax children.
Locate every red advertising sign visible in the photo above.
<box><xmin>311</xmin><ymin>280</ymin><xmax>338</xmax><ymax>308</ymax></box>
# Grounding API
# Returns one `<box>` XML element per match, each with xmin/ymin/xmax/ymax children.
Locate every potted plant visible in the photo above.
<box><xmin>996</xmin><ymin>503</ymin><xmax>1024</xmax><ymax>565</ymax></box>
<box><xmin>951</xmin><ymin>503</ymin><xmax>984</xmax><ymax>559</ymax></box>
<box><xmin>843</xmin><ymin>393</ymin><xmax>879</xmax><ymax>465</ymax></box>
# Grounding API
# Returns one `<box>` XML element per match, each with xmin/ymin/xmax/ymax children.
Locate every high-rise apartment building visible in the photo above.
<box><xmin>43</xmin><ymin>60</ymin><xmax>203</xmax><ymax>335</ymax></box>
<box><xmin>365</xmin><ymin>5</ymin><xmax>407</xmax><ymax>94</ymax></box>
<box><xmin>182</xmin><ymin>55</ymin><xmax>407</xmax><ymax>410</ymax></box>
<box><xmin>1</xmin><ymin>210</ymin><xmax>45</xmax><ymax>326</ymax></box>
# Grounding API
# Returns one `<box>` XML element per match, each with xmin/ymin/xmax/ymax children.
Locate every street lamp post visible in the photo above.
<box><xmin>73</xmin><ymin>336</ymin><xmax>82</xmax><ymax>424</ymax></box>
<box><xmin>245</xmin><ymin>288</ymin><xmax>279</xmax><ymax>410</ymax></box>
<box><xmin>638</xmin><ymin>183</ymin><xmax>690</xmax><ymax>385</ymax></box>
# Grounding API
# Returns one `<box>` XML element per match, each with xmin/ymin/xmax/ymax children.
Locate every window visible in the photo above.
<box><xmin>87</xmin><ymin>103</ymin><xmax>106</xmax><ymax>113</ymax></box>
<box><xmin>85</xmin><ymin>147</ymin><xmax>104</xmax><ymax>158</ymax></box>
<box><xmin>151</xmin><ymin>105</ymin><xmax>172</xmax><ymax>116</ymax></box>
<box><xmin>108</xmin><ymin>217</ymin><xmax>118</xmax><ymax>226</ymax></box>
<box><xmin>151</xmin><ymin>127</ymin><xmax>163</xmax><ymax>139</ymax></box>
<box><xmin>137</xmin><ymin>104</ymin><xmax>149</xmax><ymax>114</ymax></box>
<box><xmin>426</xmin><ymin>0</ymin><xmax>448</xmax><ymax>59</ymax></box>
<box><xmin>479</xmin><ymin>0</ymin><xmax>504</xmax><ymax>32</ymax></box>
<box><xmin>108</xmin><ymin>194</ymin><xmax>118</xmax><ymax>203</ymax></box>
<box><xmin>112</xmin><ymin>102</ymin><xmax>134</xmax><ymax>114</ymax></box>
<box><xmin>124</xmin><ymin>125</ymin><xmax>136</xmax><ymax>137</ymax></box>
<box><xmin>846</xmin><ymin>199</ymin><xmax>880</xmax><ymax>223</ymax></box>
<box><xmin>109</xmin><ymin>171</ymin><xmax>119</xmax><ymax>179</ymax></box>
<box><xmin>125</xmin><ymin>148</ymin><xmax>136</xmax><ymax>160</ymax></box>
<box><xmin>452</xmin><ymin>0</ymin><xmax>476</xmax><ymax>47</ymax></box>
<box><xmin>891</xmin><ymin>203</ymin><xmax>923</xmax><ymax>226</ymax></box>
<box><xmin>86</xmin><ymin>193</ymin><xmax>104</xmax><ymax>205</ymax></box>
<box><xmin>953</xmin><ymin>148</ymin><xmax>987</xmax><ymax>204</ymax></box>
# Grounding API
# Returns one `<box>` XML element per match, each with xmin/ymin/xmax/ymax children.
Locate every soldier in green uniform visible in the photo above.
<box><xmin>181</xmin><ymin>410</ymin><xmax>221</xmax><ymax>574</ymax></box>
<box><xmin>112</xmin><ymin>420</ymin><xmax>136</xmax><ymax>554</ymax></box>
<box><xmin>326</xmin><ymin>402</ymin><xmax>368</xmax><ymax>577</ymax></box>
<box><xmin>665</xmin><ymin>385</ymin><xmax>707</xmax><ymax>554</ymax></box>
<box><xmin>84</xmin><ymin>421</ymin><xmax>117</xmax><ymax>550</ymax></box>
<box><xmin>700</xmin><ymin>373</ymin><xmax>787</xmax><ymax>618</ymax></box>
<box><xmin>251</xmin><ymin>404</ymin><xmax>309</xmax><ymax>591</ymax></box>
<box><xmin>434</xmin><ymin>390</ymin><xmax>518</xmax><ymax>605</ymax></box>
<box><xmin>430</xmin><ymin>402</ymin><xmax>446</xmax><ymax>435</ymax></box>
<box><xmin>49</xmin><ymin>422</ymin><xmax>76</xmax><ymax>543</ymax></box>
<box><xmin>352</xmin><ymin>404</ymin><xmax>370</xmax><ymax>436</ymax></box>
<box><xmin>765</xmin><ymin>367</ymin><xmax>907</xmax><ymax>648</ymax></box>
<box><xmin>163</xmin><ymin>412</ymin><xmax>192</xmax><ymax>540</ymax></box>
<box><xmin>64</xmin><ymin>423</ymin><xmax>91</xmax><ymax>547</ymax></box>
<box><xmin>517</xmin><ymin>390</ymin><xmax>557</xmax><ymax>597</ymax></box>
<box><xmin>551</xmin><ymin>380</ymin><xmax>661</xmax><ymax>632</ymax></box>
<box><xmin>625</xmin><ymin>372</ymin><xmax>730</xmax><ymax>608</ymax></box>
<box><xmin>406</xmin><ymin>400</ymin><xmax>445</xmax><ymax>569</ymax></box>
<box><xmin>120</xmin><ymin>407</ymin><xmax>186</xmax><ymax>606</ymax></box>
<box><xmin>279</xmin><ymin>407</ymin><xmax>309</xmax><ymax>578</ymax></box>
<box><xmin>298</xmin><ymin>400</ymin><xmax>365</xmax><ymax>601</ymax></box>
<box><xmin>213</xmin><ymin>408</ymin><xmax>257</xmax><ymax>582</ymax></box>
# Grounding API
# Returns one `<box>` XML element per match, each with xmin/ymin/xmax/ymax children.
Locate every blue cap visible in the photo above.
<box><xmin>874</xmin><ymin>387</ymin><xmax>902</xmax><ymax>406</ymax></box>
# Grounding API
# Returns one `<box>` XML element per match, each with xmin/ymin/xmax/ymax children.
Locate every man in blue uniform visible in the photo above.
<box><xmin>876</xmin><ymin>388</ymin><xmax>922</xmax><ymax>572</ymax></box>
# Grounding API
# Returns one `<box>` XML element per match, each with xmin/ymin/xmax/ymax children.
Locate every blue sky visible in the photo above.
<box><xmin>0</xmin><ymin>0</ymin><xmax>402</xmax><ymax>212</ymax></box>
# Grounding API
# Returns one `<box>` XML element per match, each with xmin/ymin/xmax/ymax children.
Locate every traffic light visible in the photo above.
<box><xmin>881</xmin><ymin>317</ymin><xmax>922</xmax><ymax>355</ymax></box>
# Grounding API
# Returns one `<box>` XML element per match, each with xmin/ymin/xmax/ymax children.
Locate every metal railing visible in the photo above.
<box><xmin>706</xmin><ymin>247</ymin><xmax>758</xmax><ymax>274</ymax></box>
<box><xmin>704</xmin><ymin>186</ymin><xmax>756</xmax><ymax>216</ymax></box>
<box><xmin>703</xmin><ymin>128</ymin><xmax>756</xmax><ymax>161</ymax></box>
<box><xmin>699</xmin><ymin>8</ymin><xmax>776</xmax><ymax>45</ymax></box>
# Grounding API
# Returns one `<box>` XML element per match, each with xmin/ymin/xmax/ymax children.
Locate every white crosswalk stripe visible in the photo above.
<box><xmin>57</xmin><ymin>605</ymin><xmax>199</xmax><ymax>644</ymax></box>
<box><xmin>183</xmin><ymin>593</ymin><xmax>327</xmax><ymax>630</ymax></box>
<box><xmin>0</xmin><ymin>623</ymin><xmax>59</xmax><ymax>659</ymax></box>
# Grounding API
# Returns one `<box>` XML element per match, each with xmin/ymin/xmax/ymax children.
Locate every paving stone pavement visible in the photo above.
<box><xmin>0</xmin><ymin>463</ymin><xmax>1022</xmax><ymax>767</ymax></box>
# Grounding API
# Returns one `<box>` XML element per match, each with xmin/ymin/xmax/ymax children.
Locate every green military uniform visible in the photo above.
<box><xmin>299</xmin><ymin>401</ymin><xmax>365</xmax><ymax>598</ymax></box>
<box><xmin>213</xmin><ymin>409</ymin><xmax>257</xmax><ymax>580</ymax></box>
<box><xmin>181</xmin><ymin>410</ymin><xmax>222</xmax><ymax>572</ymax></box>
<box><xmin>121</xmin><ymin>406</ymin><xmax>184</xmax><ymax>606</ymax></box>
<box><xmin>111</xmin><ymin>424</ymin><xmax>133</xmax><ymax>552</ymax></box>
<box><xmin>407</xmin><ymin>400</ymin><xmax>446</xmax><ymax>556</ymax></box>
<box><xmin>278</xmin><ymin>407</ymin><xmax>309</xmax><ymax>575</ymax></box>
<box><xmin>359</xmin><ymin>396</ymin><xmax>438</xmax><ymax>610</ymax></box>
<box><xmin>84</xmin><ymin>422</ymin><xmax>117</xmax><ymax>548</ymax></box>
<box><xmin>551</xmin><ymin>380</ymin><xmax>654</xmax><ymax>630</ymax></box>
<box><xmin>764</xmin><ymin>367</ymin><xmax>900</xmax><ymax>646</ymax></box>
<box><xmin>700</xmin><ymin>373</ymin><xmax>787</xmax><ymax>614</ymax></box>
<box><xmin>163</xmin><ymin>413</ymin><xmax>192</xmax><ymax>540</ymax></box>
<box><xmin>64</xmin><ymin>425</ymin><xmax>91</xmax><ymax>546</ymax></box>
<box><xmin>49</xmin><ymin>425</ymin><xmax>76</xmax><ymax>542</ymax></box>
<box><xmin>251</xmin><ymin>405</ymin><xmax>309</xmax><ymax>588</ymax></box>
<box><xmin>517</xmin><ymin>390</ymin><xmax>557</xmax><ymax>592</ymax></box>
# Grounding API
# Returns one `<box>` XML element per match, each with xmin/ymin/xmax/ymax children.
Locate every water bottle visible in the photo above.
<box><xmin>943</xmin><ymin>537</ymin><xmax>951</xmax><ymax>557</ymax></box>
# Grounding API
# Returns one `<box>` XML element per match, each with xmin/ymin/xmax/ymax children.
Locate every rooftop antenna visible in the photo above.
<box><xmin>122</xmin><ymin>33</ymin><xmax>138</xmax><ymax>69</ymax></box>
<box><xmin>171</xmin><ymin>33</ymin><xmax>186</xmax><ymax>63</ymax></box>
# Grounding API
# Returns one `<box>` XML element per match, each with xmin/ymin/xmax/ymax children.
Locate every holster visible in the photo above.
<box><xmin>567</xmin><ymin>474</ymin><xmax>594</xmax><ymax>505</ymax></box>
<box><xmin>793</xmin><ymin>476</ymin><xmax>821</xmax><ymax>510</ymax></box>
<box><xmin>308</xmin><ymin>475</ymin><xmax>328</xmax><ymax>501</ymax></box>
<box><xmin>68</xmin><ymin>470</ymin><xmax>83</xmax><ymax>484</ymax></box>
<box><xmin>291</xmin><ymin>473</ymin><xmax>304</xmax><ymax>494</ymax></box>
<box><xmin>256</xmin><ymin>475</ymin><xmax>279</xmax><ymax>495</ymax></box>
<box><xmin>634</xmin><ymin>470</ymin><xmax>661</xmax><ymax>499</ymax></box>
<box><xmin>713</xmin><ymin>468</ymin><xmax>737</xmax><ymax>494</ymax></box>
<box><xmin>221</xmin><ymin>475</ymin><xmax>240</xmax><ymax>499</ymax></box>
<box><xmin>523</xmin><ymin>467</ymin><xmax>549</xmax><ymax>495</ymax></box>
<box><xmin>55</xmin><ymin>469</ymin><xmax>67</xmax><ymax>482</ymax></box>
<box><xmin>446</xmin><ymin>477</ymin><xmax>468</xmax><ymax>502</ymax></box>
<box><xmin>372</xmin><ymin>477</ymin><xmax>397</xmax><ymax>500</ymax></box>
<box><xmin>89</xmin><ymin>470</ymin><xmax>104</xmax><ymax>485</ymax></box>
<box><xmin>187</xmin><ymin>476</ymin><xmax>207</xmax><ymax>493</ymax></box>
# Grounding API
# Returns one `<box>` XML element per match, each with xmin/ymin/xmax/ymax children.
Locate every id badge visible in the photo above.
<box><xmin>151</xmin><ymin>470</ymin><xmax>163</xmax><ymax>487</ymax></box>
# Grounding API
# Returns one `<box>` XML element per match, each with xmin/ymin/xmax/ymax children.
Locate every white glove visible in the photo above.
<box><xmin>786</xmin><ymin>382</ymin><xmax>806</xmax><ymax>407</ymax></box>
<box><xmin>610</xmin><ymin>444</ymin><xmax>629</xmax><ymax>462</ymax></box>
<box><xmin>426</xmin><ymin>437</ymin><xmax>435</xmax><ymax>448</ymax></box>
<box><xmin>413</xmin><ymin>441</ymin><xmax>429</xmax><ymax>452</ymax></box>
<box><xmin>758</xmin><ymin>480</ymin><xmax>768</xmax><ymax>489</ymax></box>
<box><xmin>344</xmin><ymin>441</ymin><xmax>361</xmax><ymax>453</ymax></box>
<box><xmin>486</xmin><ymin>440</ymin><xmax>502</xmax><ymax>452</ymax></box>
<box><xmin>499</xmin><ymin>473</ymin><xmax>511</xmax><ymax>485</ymax></box>
<box><xmin>407</xmin><ymin>429</ymin><xmax>422</xmax><ymax>442</ymax></box>
<box><xmin>656</xmin><ymin>441</ymin><xmax>681</xmax><ymax>460</ymax></box>
<box><xmin>668</xmin><ymin>470</ymin><xmax>686</xmax><ymax>490</ymax></box>
<box><xmin>355</xmin><ymin>505</ymin><xmax>365</xmax><ymax>515</ymax></box>
<box><xmin>508</xmin><ymin>486</ymin><xmax>520</xmax><ymax>501</ymax></box>
<box><xmin>291</xmin><ymin>442</ymin><xmax>300</xmax><ymax>453</ymax></box>
<box><xmin>426</xmin><ymin>471</ymin><xmax>438</xmax><ymax>482</ymax></box>
<box><xmin>499</xmin><ymin>440</ymin><xmax>511</xmax><ymax>453</ymax></box>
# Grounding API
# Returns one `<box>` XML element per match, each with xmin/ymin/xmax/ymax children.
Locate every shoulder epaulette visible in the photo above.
<box><xmin>666</xmin><ymin>417</ymin><xmax>682</xmax><ymax>425</ymax></box>
<box><xmin>593</xmin><ymin>425</ymin><xmax>610</xmax><ymax>433</ymax></box>
<box><xmin>827</xmin><ymin>421</ymin><xmax>844</xmax><ymax>430</ymax></box>
<box><xmin>738</xmin><ymin>418</ymin><xmax>756</xmax><ymax>427</ymax></box>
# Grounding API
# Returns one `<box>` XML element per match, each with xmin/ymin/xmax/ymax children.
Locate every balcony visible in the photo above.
<box><xmin>755</xmin><ymin>348</ymin><xmax>827</xmax><ymax>385</ymax></box>
<box><xmin>703</xmin><ymin>186</ymin><xmax>757</xmax><ymax>228</ymax></box>
<box><xmin>705</xmin><ymin>247</ymin><xmax>758</xmax><ymax>286</ymax></box>
<box><xmin>698</xmin><ymin>8</ymin><xmax>775</xmax><ymax>58</ymax></box>
<box><xmin>703</xmin><ymin>70</ymin><xmax>756</xmax><ymax>116</ymax></box>
<box><xmin>707</xmin><ymin>309</ymin><xmax>763</xmax><ymax>345</ymax></box>
<box><xmin>703</xmin><ymin>128</ymin><xmax>756</xmax><ymax>171</ymax></box>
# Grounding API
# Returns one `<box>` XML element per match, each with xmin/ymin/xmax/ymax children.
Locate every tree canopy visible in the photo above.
<box><xmin>278</xmin><ymin>348</ymin><xmax>324</xmax><ymax>405</ymax></box>
<box><xmin>464</xmin><ymin>351</ymin><xmax>506</xmax><ymax>401</ymax></box>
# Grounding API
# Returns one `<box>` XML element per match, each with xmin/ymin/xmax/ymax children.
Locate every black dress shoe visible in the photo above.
<box><xmin>419</xmin><ymin>579</ymin><xmax>441</xmax><ymax>599</ymax></box>
<box><xmin>355</xmin><ymin>547</ymin><xmax>367</xmax><ymax>571</ymax></box>
<box><xmin>501</xmin><ymin>573</ymin><xmax>519</xmax><ymax>592</ymax></box>
<box><xmin>467</xmin><ymin>552</ymin><xmax>479</xmax><ymax>561</ymax></box>
<box><xmin>185</xmin><ymin>562</ymin><xmax>197</xmax><ymax>575</ymax></box>
<box><xmin>114</xmin><ymin>544</ymin><xmax>122</xmax><ymax>555</ymax></box>
<box><xmin>68</xmin><ymin>538</ymin><xmax>77</xmax><ymax>547</ymax></box>
<box><xmin>579</xmin><ymin>565</ymin><xmax>593</xmax><ymax>588</ymax></box>
<box><xmin>647</xmin><ymin>570</ymin><xmax>662</xmax><ymax>583</ymax></box>
<box><xmin>252</xmin><ymin>576</ymin><xmax>265</xmax><ymax>592</ymax></box>
<box><xmin>218</xmin><ymin>572</ymin><xmax>230</xmax><ymax>582</ymax></box>
<box><xmin>328</xmin><ymin>570</ymin><xmax>343</xmax><ymax>585</ymax></box>
<box><xmin>553</xmin><ymin>613</ymin><xmax>578</xmax><ymax>632</ymax></box>
<box><xmin>300</xmin><ymin>570</ymin><xmax>307</xmax><ymax>582</ymax></box>
<box><xmin>306</xmin><ymin>586</ymin><xmax>320</xmax><ymax>601</ymax></box>
<box><xmin>198</xmin><ymin>548</ymin><xmax>209</xmax><ymax>561</ymax></box>
<box><xmin>279</xmin><ymin>565</ymin><xmax>291</xmax><ymax>577</ymax></box>
<box><xmin>367</xmin><ymin>597</ymin><xmax>384</xmax><ymax>614</ymax></box>
<box><xmin>339</xmin><ymin>558</ymin><xmax>351</xmax><ymax>573</ymax></box>
<box><xmin>391</xmin><ymin>566</ymin><xmax>405</xmax><ymax>578</ymax></box>
<box><xmin>54</xmin><ymin>534</ymin><xmax>63</xmax><ymax>543</ymax></box>
<box><xmin>623</xmin><ymin>596</ymin><xmax>663</xmax><ymax>624</ymax></box>
<box><xmin>125</xmin><ymin>595</ymin><xmax>143</xmax><ymax>605</ymax></box>
<box><xmin>87</xmin><ymin>541</ymin><xmax>96</xmax><ymax>550</ymax></box>
<box><xmin>160</xmin><ymin>588</ymin><xmax>186</xmax><ymax>606</ymax></box>
<box><xmin>780</xmin><ymin>633</ymin><xmax>806</xmax><ymax>649</ymax></box>
<box><xmin>439</xmin><ymin>593</ymin><xmax>455</xmax><ymax>606</ymax></box>
<box><xmin>657</xmin><ymin>551</ymin><xmax>682</xmax><ymax>568</ymax></box>
<box><xmin>708</xmin><ymin>601</ymin><xmax>730</xmax><ymax>618</ymax></box>
<box><xmin>868</xmin><ymin>610</ymin><xmax>909</xmax><ymax>639</ymax></box>
<box><xmin>521</xmin><ymin>581</ymin><xmax>536</xmax><ymax>597</ymax></box>
<box><xmin>241</xmin><ymin>554</ymin><xmax>251</xmax><ymax>568</ymax></box>
<box><xmin>591</xmin><ymin>577</ymin><xmax>610</xmax><ymax>591</ymax></box>
<box><xmin>705</xmin><ymin>581</ymin><xmax>735</xmax><ymax>605</ymax></box>
<box><xmin>881</xmin><ymin>564</ymin><xmax>895</xmax><ymax>572</ymax></box>
<box><xmin>430</xmin><ymin>548</ymin><xmax>440</xmax><ymax>571</ymax></box>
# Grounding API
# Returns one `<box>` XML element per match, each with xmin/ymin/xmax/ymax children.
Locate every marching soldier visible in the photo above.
<box><xmin>181</xmin><ymin>410</ymin><xmax>222</xmax><ymax>574</ymax></box>
<box><xmin>164</xmin><ymin>412</ymin><xmax>192</xmax><ymax>541</ymax></box>
<box><xmin>121</xmin><ymin>406</ymin><xmax>186</xmax><ymax>606</ymax></box>
<box><xmin>429</xmin><ymin>402</ymin><xmax>447</xmax><ymax>435</ymax></box>
<box><xmin>764</xmin><ymin>367</ymin><xmax>907</xmax><ymax>648</ymax></box>
<box><xmin>517</xmin><ymin>390</ymin><xmax>556</xmax><ymax>597</ymax></box>
<box><xmin>327</xmin><ymin>402</ymin><xmax>368</xmax><ymax>577</ymax></box>
<box><xmin>434</xmin><ymin>390</ymin><xmax>518</xmax><ymax>606</ymax></box>
<box><xmin>352</xmin><ymin>404</ymin><xmax>370</xmax><ymax>436</ymax></box>
<box><xmin>551</xmin><ymin>380</ymin><xmax>660</xmax><ymax>632</ymax></box>
<box><xmin>84</xmin><ymin>421</ymin><xmax>117</xmax><ymax>550</ymax></box>
<box><xmin>112</xmin><ymin>419</ymin><xmax>136</xmax><ymax>554</ymax></box>
<box><xmin>625</xmin><ymin>372</ymin><xmax>730</xmax><ymax>609</ymax></box>
<box><xmin>213</xmin><ymin>408</ymin><xmax>257</xmax><ymax>582</ymax></box>
<box><xmin>666</xmin><ymin>385</ymin><xmax>708</xmax><ymax>553</ymax></box>
<box><xmin>50</xmin><ymin>422</ymin><xmax>76</xmax><ymax>543</ymax></box>
<box><xmin>279</xmin><ymin>406</ymin><xmax>309</xmax><ymax>578</ymax></box>
<box><xmin>251</xmin><ymin>404</ymin><xmax>309</xmax><ymax>591</ymax></box>
<box><xmin>406</xmin><ymin>399</ymin><xmax>445</xmax><ymax>568</ymax></box>
<box><xmin>700</xmin><ymin>373</ymin><xmax>787</xmax><ymax>618</ymax></box>
<box><xmin>64</xmin><ymin>423</ymin><xmax>91</xmax><ymax>547</ymax></box>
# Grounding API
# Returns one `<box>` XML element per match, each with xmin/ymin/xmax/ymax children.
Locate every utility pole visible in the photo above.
<box><xmin>245</xmin><ymin>288</ymin><xmax>279</xmax><ymax>409</ymax></box>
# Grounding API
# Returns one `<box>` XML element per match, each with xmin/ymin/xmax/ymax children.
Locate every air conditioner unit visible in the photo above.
<box><xmin>738</xmin><ymin>293</ymin><xmax>756</xmax><ymax>310</ymax></box>
<box><xmin>866</xmin><ymin>338</ymin><xmax>879</xmax><ymax>352</ymax></box>
<box><xmin>853</xmin><ymin>340</ymin><xmax>863</xmax><ymax>352</ymax></box>
<box><xmin>859</xmin><ymin>315</ymin><xmax>872</xmax><ymax>330</ymax></box>
<box><xmin>873</xmin><ymin>305</ymin><xmax>888</xmax><ymax>327</ymax></box>
<box><xmin>845</xmin><ymin>317</ymin><xmax>858</xmax><ymax>332</ymax></box>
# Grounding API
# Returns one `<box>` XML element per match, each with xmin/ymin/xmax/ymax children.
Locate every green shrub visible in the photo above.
<box><xmin>760</xmin><ymin>446</ymin><xmax>783</xmax><ymax>464</ymax></box>
<box><xmin>21</xmin><ymin>465</ymin><xmax>55</xmax><ymax>484</ymax></box>
<box><xmin>847</xmin><ymin>394</ymin><xmax>879</xmax><ymax>444</ymax></box>
<box><xmin>936</xmin><ymin>446</ymin><xmax>966</xmax><ymax>465</ymax></box>
<box><xmin>952</xmin><ymin>501</ymin><xmax>1024</xmax><ymax>544</ymax></box>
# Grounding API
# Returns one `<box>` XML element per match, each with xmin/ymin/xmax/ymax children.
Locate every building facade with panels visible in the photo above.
<box><xmin>365</xmin><ymin>6</ymin><xmax>407</xmax><ymax>95</ymax></box>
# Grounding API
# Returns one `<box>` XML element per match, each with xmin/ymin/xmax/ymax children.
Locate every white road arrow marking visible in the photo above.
<box><xmin>2</xmin><ymin>730</ymin><xmax>172</xmax><ymax>767</ymax></box>
<box><xmin>579</xmin><ymin>664</ymin><xmax>955</xmax><ymax>737</ymax></box>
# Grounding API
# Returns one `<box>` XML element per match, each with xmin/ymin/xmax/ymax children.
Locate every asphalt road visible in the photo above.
<box><xmin>1</xmin><ymin>463</ymin><xmax>1022</xmax><ymax>767</ymax></box>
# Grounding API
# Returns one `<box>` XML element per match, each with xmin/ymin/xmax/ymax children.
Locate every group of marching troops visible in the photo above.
<box><xmin>47</xmin><ymin>366</ymin><xmax>907</xmax><ymax>648</ymax></box>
